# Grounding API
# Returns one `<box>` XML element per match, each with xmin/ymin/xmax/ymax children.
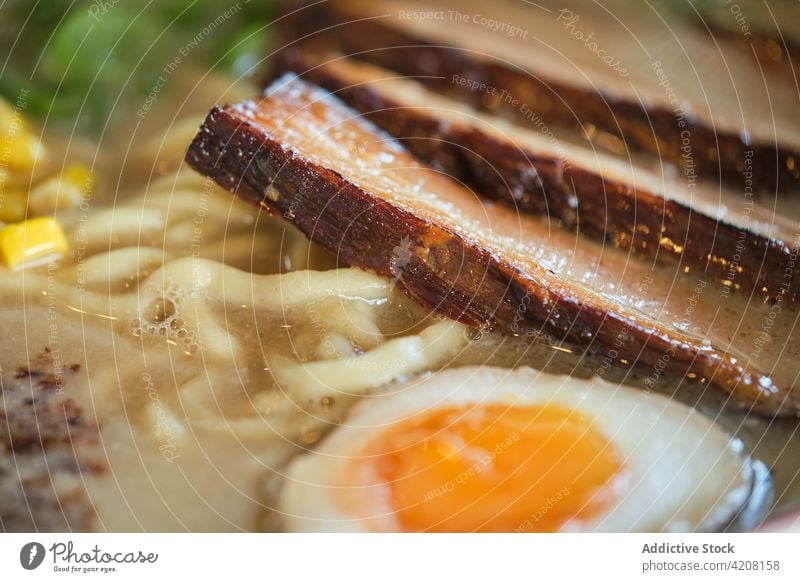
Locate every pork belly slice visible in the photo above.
<box><xmin>185</xmin><ymin>74</ymin><xmax>800</xmax><ymax>417</ymax></box>
<box><xmin>275</xmin><ymin>52</ymin><xmax>800</xmax><ymax>304</ymax></box>
<box><xmin>279</xmin><ymin>0</ymin><xmax>800</xmax><ymax>193</ymax></box>
<box><xmin>691</xmin><ymin>0</ymin><xmax>800</xmax><ymax>75</ymax></box>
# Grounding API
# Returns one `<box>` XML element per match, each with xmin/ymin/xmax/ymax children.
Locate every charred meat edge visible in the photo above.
<box><xmin>274</xmin><ymin>51</ymin><xmax>800</xmax><ymax>304</ymax></box>
<box><xmin>278</xmin><ymin>2</ymin><xmax>800</xmax><ymax>193</ymax></box>
<box><xmin>693</xmin><ymin>14</ymin><xmax>800</xmax><ymax>76</ymax></box>
<box><xmin>185</xmin><ymin>89</ymin><xmax>798</xmax><ymax>418</ymax></box>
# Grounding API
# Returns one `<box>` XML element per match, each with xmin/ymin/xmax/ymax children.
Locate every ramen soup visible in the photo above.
<box><xmin>1</xmin><ymin>10</ymin><xmax>799</xmax><ymax>532</ymax></box>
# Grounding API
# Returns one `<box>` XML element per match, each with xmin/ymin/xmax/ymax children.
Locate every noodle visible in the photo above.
<box><xmin>78</xmin><ymin>247</ymin><xmax>172</xmax><ymax>291</ymax></box>
<box><xmin>271</xmin><ymin>319</ymin><xmax>468</xmax><ymax>401</ymax></box>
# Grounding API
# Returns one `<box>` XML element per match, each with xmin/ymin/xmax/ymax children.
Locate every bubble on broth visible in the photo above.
<box><xmin>130</xmin><ymin>282</ymin><xmax>201</xmax><ymax>354</ymax></box>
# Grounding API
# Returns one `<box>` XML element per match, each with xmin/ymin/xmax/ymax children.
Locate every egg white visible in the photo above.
<box><xmin>279</xmin><ymin>367</ymin><xmax>755</xmax><ymax>532</ymax></box>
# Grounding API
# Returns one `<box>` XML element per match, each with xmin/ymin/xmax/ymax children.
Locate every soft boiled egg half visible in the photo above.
<box><xmin>280</xmin><ymin>367</ymin><xmax>760</xmax><ymax>532</ymax></box>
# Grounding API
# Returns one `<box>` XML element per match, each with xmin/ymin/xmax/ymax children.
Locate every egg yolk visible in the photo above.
<box><xmin>365</xmin><ymin>404</ymin><xmax>623</xmax><ymax>532</ymax></box>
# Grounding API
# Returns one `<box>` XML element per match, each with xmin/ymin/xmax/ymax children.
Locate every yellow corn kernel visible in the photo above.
<box><xmin>0</xmin><ymin>189</ymin><xmax>28</xmax><ymax>223</ymax></box>
<box><xmin>0</xmin><ymin>216</ymin><xmax>69</xmax><ymax>269</ymax></box>
<box><xmin>0</xmin><ymin>98</ymin><xmax>46</xmax><ymax>171</ymax></box>
<box><xmin>64</xmin><ymin>163</ymin><xmax>94</xmax><ymax>191</ymax></box>
<box><xmin>28</xmin><ymin>163</ymin><xmax>94</xmax><ymax>216</ymax></box>
<box><xmin>0</xmin><ymin>190</ymin><xmax>28</xmax><ymax>222</ymax></box>
<box><xmin>6</xmin><ymin>134</ymin><xmax>46</xmax><ymax>171</ymax></box>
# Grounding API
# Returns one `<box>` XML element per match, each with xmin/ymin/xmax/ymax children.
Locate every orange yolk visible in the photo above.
<box><xmin>364</xmin><ymin>404</ymin><xmax>623</xmax><ymax>532</ymax></box>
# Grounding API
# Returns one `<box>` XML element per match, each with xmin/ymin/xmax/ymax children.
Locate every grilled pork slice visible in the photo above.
<box><xmin>185</xmin><ymin>74</ymin><xmax>800</xmax><ymax>417</ymax></box>
<box><xmin>279</xmin><ymin>0</ymin><xmax>800</xmax><ymax>193</ymax></box>
<box><xmin>688</xmin><ymin>0</ymin><xmax>800</xmax><ymax>75</ymax></box>
<box><xmin>1</xmin><ymin>352</ymin><xmax>105</xmax><ymax>532</ymax></box>
<box><xmin>275</xmin><ymin>53</ymin><xmax>800</xmax><ymax>303</ymax></box>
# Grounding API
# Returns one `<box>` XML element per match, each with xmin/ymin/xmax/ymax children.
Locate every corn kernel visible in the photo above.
<box><xmin>0</xmin><ymin>217</ymin><xmax>69</xmax><ymax>269</ymax></box>
<box><xmin>28</xmin><ymin>163</ymin><xmax>94</xmax><ymax>216</ymax></box>
<box><xmin>0</xmin><ymin>189</ymin><xmax>28</xmax><ymax>223</ymax></box>
<box><xmin>0</xmin><ymin>98</ymin><xmax>46</xmax><ymax>171</ymax></box>
<box><xmin>64</xmin><ymin>163</ymin><xmax>94</xmax><ymax>191</ymax></box>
